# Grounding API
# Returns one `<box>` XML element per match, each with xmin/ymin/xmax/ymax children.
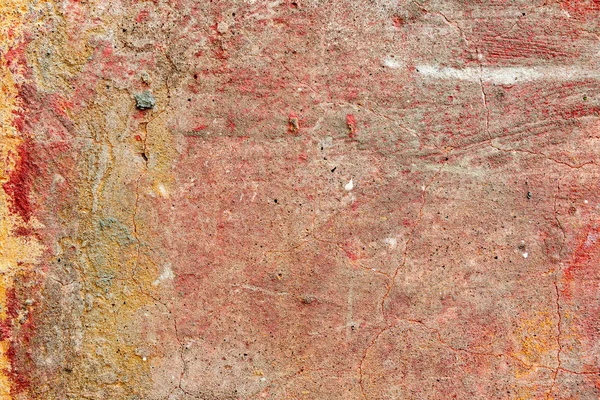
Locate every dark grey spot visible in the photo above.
<box><xmin>134</xmin><ymin>91</ymin><xmax>156</xmax><ymax>110</ymax></box>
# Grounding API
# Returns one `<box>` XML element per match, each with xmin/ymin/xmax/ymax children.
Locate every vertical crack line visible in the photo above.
<box><xmin>91</xmin><ymin>144</ymin><xmax>110</xmax><ymax>213</ymax></box>
<box><xmin>379</xmin><ymin>155</ymin><xmax>451</xmax><ymax>317</ymax></box>
<box><xmin>358</xmin><ymin>325</ymin><xmax>389</xmax><ymax>400</ymax></box>
<box><xmin>173</xmin><ymin>316</ymin><xmax>191</xmax><ymax>397</ymax></box>
<box><xmin>362</xmin><ymin>155</ymin><xmax>451</xmax><ymax>398</ymax></box>
<box><xmin>132</xmin><ymin>176</ymin><xmax>143</xmax><ymax>276</ymax></box>
<box><xmin>132</xmin><ymin>171</ymin><xmax>186</xmax><ymax>399</ymax></box>
<box><xmin>549</xmin><ymin>281</ymin><xmax>563</xmax><ymax>395</ymax></box>
<box><xmin>553</xmin><ymin>174</ymin><xmax>567</xmax><ymax>245</ymax></box>
<box><xmin>140</xmin><ymin>123</ymin><xmax>150</xmax><ymax>169</ymax></box>
<box><xmin>478</xmin><ymin>60</ymin><xmax>491</xmax><ymax>141</ymax></box>
<box><xmin>130</xmin><ymin>82</ymin><xmax>188</xmax><ymax>398</ymax></box>
<box><xmin>436</xmin><ymin>10</ymin><xmax>470</xmax><ymax>48</ymax></box>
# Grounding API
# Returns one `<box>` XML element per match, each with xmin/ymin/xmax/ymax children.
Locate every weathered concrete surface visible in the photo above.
<box><xmin>2</xmin><ymin>0</ymin><xmax>600</xmax><ymax>398</ymax></box>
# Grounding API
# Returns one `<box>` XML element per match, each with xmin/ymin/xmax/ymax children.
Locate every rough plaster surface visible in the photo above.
<box><xmin>2</xmin><ymin>0</ymin><xmax>600</xmax><ymax>399</ymax></box>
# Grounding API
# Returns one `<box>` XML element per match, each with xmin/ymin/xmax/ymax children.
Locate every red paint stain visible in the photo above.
<box><xmin>213</xmin><ymin>44</ymin><xmax>228</xmax><ymax>60</ymax></box>
<box><xmin>560</xmin><ymin>0</ymin><xmax>600</xmax><ymax>19</ymax></box>
<box><xmin>92</xmin><ymin>43</ymin><xmax>131</xmax><ymax>82</ymax></box>
<box><xmin>227</xmin><ymin>118</ymin><xmax>236</xmax><ymax>133</ymax></box>
<box><xmin>136</xmin><ymin>9</ymin><xmax>150</xmax><ymax>23</ymax></box>
<box><xmin>561</xmin><ymin>223</ymin><xmax>600</xmax><ymax>299</ymax></box>
<box><xmin>3</xmin><ymin>285</ymin><xmax>32</xmax><ymax>394</ymax></box>
<box><xmin>12</xmin><ymin>226</ymin><xmax>33</xmax><ymax>237</ymax></box>
<box><xmin>3</xmin><ymin>140</ymin><xmax>36</xmax><ymax>223</ymax></box>
<box><xmin>467</xmin><ymin>17</ymin><xmax>585</xmax><ymax>67</ymax></box>
<box><xmin>47</xmin><ymin>93</ymin><xmax>73</xmax><ymax>120</ymax></box>
<box><xmin>344</xmin><ymin>249</ymin><xmax>358</xmax><ymax>261</ymax></box>
<box><xmin>392</xmin><ymin>15</ymin><xmax>404</xmax><ymax>28</ymax></box>
<box><xmin>559</xmin><ymin>221</ymin><xmax>600</xmax><ymax>384</ymax></box>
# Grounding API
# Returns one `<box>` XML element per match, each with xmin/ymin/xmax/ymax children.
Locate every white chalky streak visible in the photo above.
<box><xmin>416</xmin><ymin>65</ymin><xmax>600</xmax><ymax>84</ymax></box>
<box><xmin>153</xmin><ymin>264</ymin><xmax>175</xmax><ymax>286</ymax></box>
<box><xmin>382</xmin><ymin>57</ymin><xmax>403</xmax><ymax>69</ymax></box>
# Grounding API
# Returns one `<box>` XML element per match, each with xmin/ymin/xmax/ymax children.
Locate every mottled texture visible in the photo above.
<box><xmin>2</xmin><ymin>0</ymin><xmax>600</xmax><ymax>399</ymax></box>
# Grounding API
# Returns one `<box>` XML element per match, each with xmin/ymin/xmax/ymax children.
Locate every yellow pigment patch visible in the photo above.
<box><xmin>513</xmin><ymin>311</ymin><xmax>557</xmax><ymax>367</ymax></box>
<box><xmin>51</xmin><ymin>54</ymin><xmax>175</xmax><ymax>398</ymax></box>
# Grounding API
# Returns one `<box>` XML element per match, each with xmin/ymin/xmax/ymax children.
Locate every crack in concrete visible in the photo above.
<box><xmin>548</xmin><ymin>281</ymin><xmax>564</xmax><ymax>396</ymax></box>
<box><xmin>436</xmin><ymin>9</ymin><xmax>470</xmax><ymax>48</ymax></box>
<box><xmin>359</xmin><ymin>155</ymin><xmax>451</xmax><ymax>399</ymax></box>
<box><xmin>358</xmin><ymin>311</ymin><xmax>597</xmax><ymax>399</ymax></box>
<box><xmin>127</xmin><ymin>72</ymin><xmax>182</xmax><ymax>399</ymax></box>
<box><xmin>478</xmin><ymin>61</ymin><xmax>491</xmax><ymax>141</ymax></box>
<box><xmin>553</xmin><ymin>173</ymin><xmax>567</xmax><ymax>246</ymax></box>
<box><xmin>379</xmin><ymin>155</ymin><xmax>451</xmax><ymax>317</ymax></box>
<box><xmin>490</xmin><ymin>142</ymin><xmax>597</xmax><ymax>169</ymax></box>
<box><xmin>355</xmin><ymin>146</ymin><xmax>600</xmax><ymax>398</ymax></box>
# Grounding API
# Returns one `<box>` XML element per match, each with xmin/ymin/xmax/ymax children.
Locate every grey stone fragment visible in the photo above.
<box><xmin>134</xmin><ymin>91</ymin><xmax>155</xmax><ymax>110</ymax></box>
